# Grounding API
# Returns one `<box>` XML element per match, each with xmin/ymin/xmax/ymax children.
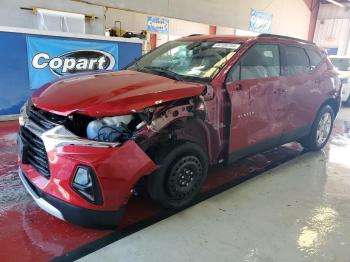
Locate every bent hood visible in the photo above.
<box><xmin>32</xmin><ymin>70</ymin><xmax>205</xmax><ymax>117</ymax></box>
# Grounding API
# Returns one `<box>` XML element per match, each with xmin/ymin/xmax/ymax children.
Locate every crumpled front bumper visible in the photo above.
<box><xmin>19</xmin><ymin>167</ymin><xmax>125</xmax><ymax>228</ymax></box>
<box><xmin>19</xmin><ymin>136</ymin><xmax>157</xmax><ymax>227</ymax></box>
<box><xmin>18</xmin><ymin>107</ymin><xmax>157</xmax><ymax>227</ymax></box>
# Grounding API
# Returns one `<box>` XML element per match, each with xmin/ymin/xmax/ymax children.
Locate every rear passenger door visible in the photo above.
<box><xmin>279</xmin><ymin>45</ymin><xmax>319</xmax><ymax>141</ymax></box>
<box><xmin>225</xmin><ymin>43</ymin><xmax>288</xmax><ymax>161</ymax></box>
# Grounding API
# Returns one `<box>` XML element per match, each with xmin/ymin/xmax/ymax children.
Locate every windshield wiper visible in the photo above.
<box><xmin>142</xmin><ymin>66</ymin><xmax>182</xmax><ymax>81</ymax></box>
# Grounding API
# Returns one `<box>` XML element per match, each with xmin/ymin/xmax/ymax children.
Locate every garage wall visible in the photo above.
<box><xmin>0</xmin><ymin>0</ymin><xmax>311</xmax><ymax>39</ymax></box>
<box><xmin>82</xmin><ymin>0</ymin><xmax>311</xmax><ymax>39</ymax></box>
<box><xmin>314</xmin><ymin>19</ymin><xmax>350</xmax><ymax>56</ymax></box>
<box><xmin>314</xmin><ymin>3</ymin><xmax>350</xmax><ymax>56</ymax></box>
<box><xmin>0</xmin><ymin>0</ymin><xmax>105</xmax><ymax>35</ymax></box>
<box><xmin>106</xmin><ymin>8</ymin><xmax>210</xmax><ymax>46</ymax></box>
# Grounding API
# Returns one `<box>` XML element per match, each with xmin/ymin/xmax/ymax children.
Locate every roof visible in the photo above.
<box><xmin>180</xmin><ymin>34</ymin><xmax>315</xmax><ymax>46</ymax></box>
<box><xmin>181</xmin><ymin>34</ymin><xmax>253</xmax><ymax>43</ymax></box>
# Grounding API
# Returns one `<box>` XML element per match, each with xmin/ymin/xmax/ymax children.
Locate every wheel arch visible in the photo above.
<box><xmin>144</xmin><ymin>116</ymin><xmax>211</xmax><ymax>162</ymax></box>
<box><xmin>321</xmin><ymin>97</ymin><xmax>340</xmax><ymax>117</ymax></box>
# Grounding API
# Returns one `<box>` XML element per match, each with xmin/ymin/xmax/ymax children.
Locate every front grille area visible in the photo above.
<box><xmin>28</xmin><ymin>105</ymin><xmax>66</xmax><ymax>130</ymax></box>
<box><xmin>19</xmin><ymin>104</ymin><xmax>66</xmax><ymax>179</ymax></box>
<box><xmin>20</xmin><ymin>126</ymin><xmax>51</xmax><ymax>178</ymax></box>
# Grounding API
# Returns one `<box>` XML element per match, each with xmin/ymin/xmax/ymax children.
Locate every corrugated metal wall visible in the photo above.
<box><xmin>315</xmin><ymin>3</ymin><xmax>350</xmax><ymax>56</ymax></box>
<box><xmin>314</xmin><ymin>18</ymin><xmax>350</xmax><ymax>55</ymax></box>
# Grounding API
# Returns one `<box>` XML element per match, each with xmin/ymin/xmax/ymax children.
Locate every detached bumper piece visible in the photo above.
<box><xmin>19</xmin><ymin>168</ymin><xmax>124</xmax><ymax>228</ymax></box>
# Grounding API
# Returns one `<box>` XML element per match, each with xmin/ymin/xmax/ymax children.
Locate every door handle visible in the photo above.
<box><xmin>273</xmin><ymin>88</ymin><xmax>287</xmax><ymax>95</ymax></box>
<box><xmin>235</xmin><ymin>84</ymin><xmax>243</xmax><ymax>91</ymax></box>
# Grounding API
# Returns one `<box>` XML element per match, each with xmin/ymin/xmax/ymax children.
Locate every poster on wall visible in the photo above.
<box><xmin>249</xmin><ymin>9</ymin><xmax>273</xmax><ymax>33</ymax></box>
<box><xmin>147</xmin><ymin>16</ymin><xmax>169</xmax><ymax>33</ymax></box>
<box><xmin>325</xmin><ymin>47</ymin><xmax>338</xmax><ymax>56</ymax></box>
<box><xmin>26</xmin><ymin>36</ymin><xmax>118</xmax><ymax>89</ymax></box>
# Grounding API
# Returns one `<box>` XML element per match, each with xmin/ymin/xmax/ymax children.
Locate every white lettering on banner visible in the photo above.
<box><xmin>31</xmin><ymin>50</ymin><xmax>115</xmax><ymax>76</ymax></box>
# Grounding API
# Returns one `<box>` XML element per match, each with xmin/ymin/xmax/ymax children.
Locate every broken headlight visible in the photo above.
<box><xmin>86</xmin><ymin>115</ymin><xmax>134</xmax><ymax>142</ymax></box>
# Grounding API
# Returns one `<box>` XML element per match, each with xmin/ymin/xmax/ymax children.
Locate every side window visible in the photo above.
<box><xmin>283</xmin><ymin>46</ymin><xmax>310</xmax><ymax>76</ymax></box>
<box><xmin>226</xmin><ymin>44</ymin><xmax>280</xmax><ymax>81</ymax></box>
<box><xmin>305</xmin><ymin>48</ymin><xmax>322</xmax><ymax>71</ymax></box>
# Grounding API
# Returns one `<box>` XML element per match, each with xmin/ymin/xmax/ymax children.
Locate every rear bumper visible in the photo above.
<box><xmin>19</xmin><ymin>167</ymin><xmax>124</xmax><ymax>228</ymax></box>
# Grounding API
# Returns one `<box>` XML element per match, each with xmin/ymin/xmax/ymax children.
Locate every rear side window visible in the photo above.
<box><xmin>226</xmin><ymin>44</ymin><xmax>280</xmax><ymax>81</ymax></box>
<box><xmin>283</xmin><ymin>46</ymin><xmax>310</xmax><ymax>76</ymax></box>
<box><xmin>305</xmin><ymin>48</ymin><xmax>322</xmax><ymax>71</ymax></box>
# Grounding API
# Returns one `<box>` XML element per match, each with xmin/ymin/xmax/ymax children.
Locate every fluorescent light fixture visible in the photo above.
<box><xmin>325</xmin><ymin>0</ymin><xmax>345</xmax><ymax>8</ymax></box>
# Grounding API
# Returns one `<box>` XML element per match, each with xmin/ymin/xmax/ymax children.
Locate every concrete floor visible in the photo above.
<box><xmin>79</xmin><ymin>108</ymin><xmax>350</xmax><ymax>262</ymax></box>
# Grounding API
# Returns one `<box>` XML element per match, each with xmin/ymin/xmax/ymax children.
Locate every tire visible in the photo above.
<box><xmin>147</xmin><ymin>142</ymin><xmax>208</xmax><ymax>209</ymax></box>
<box><xmin>300</xmin><ymin>105</ymin><xmax>334</xmax><ymax>151</ymax></box>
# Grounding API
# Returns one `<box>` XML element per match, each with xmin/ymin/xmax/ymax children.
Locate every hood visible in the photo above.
<box><xmin>32</xmin><ymin>70</ymin><xmax>205</xmax><ymax>117</ymax></box>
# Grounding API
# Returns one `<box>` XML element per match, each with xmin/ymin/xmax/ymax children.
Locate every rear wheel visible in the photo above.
<box><xmin>300</xmin><ymin>105</ymin><xmax>334</xmax><ymax>151</ymax></box>
<box><xmin>147</xmin><ymin>142</ymin><xmax>208</xmax><ymax>209</ymax></box>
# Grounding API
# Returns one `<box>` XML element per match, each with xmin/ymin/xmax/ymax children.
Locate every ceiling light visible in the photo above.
<box><xmin>325</xmin><ymin>0</ymin><xmax>345</xmax><ymax>8</ymax></box>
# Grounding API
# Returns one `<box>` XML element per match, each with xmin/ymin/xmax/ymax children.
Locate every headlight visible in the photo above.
<box><xmin>86</xmin><ymin>115</ymin><xmax>133</xmax><ymax>142</ymax></box>
<box><xmin>19</xmin><ymin>100</ymin><xmax>29</xmax><ymax>126</ymax></box>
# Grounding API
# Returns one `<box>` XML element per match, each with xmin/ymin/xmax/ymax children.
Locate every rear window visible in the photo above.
<box><xmin>306</xmin><ymin>48</ymin><xmax>322</xmax><ymax>71</ymax></box>
<box><xmin>283</xmin><ymin>46</ymin><xmax>310</xmax><ymax>76</ymax></box>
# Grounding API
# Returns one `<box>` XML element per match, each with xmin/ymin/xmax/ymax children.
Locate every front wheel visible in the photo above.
<box><xmin>300</xmin><ymin>105</ymin><xmax>334</xmax><ymax>151</ymax></box>
<box><xmin>147</xmin><ymin>142</ymin><xmax>208</xmax><ymax>209</ymax></box>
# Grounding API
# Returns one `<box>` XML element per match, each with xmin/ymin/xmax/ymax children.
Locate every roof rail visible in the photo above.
<box><xmin>258</xmin><ymin>34</ymin><xmax>315</xmax><ymax>45</ymax></box>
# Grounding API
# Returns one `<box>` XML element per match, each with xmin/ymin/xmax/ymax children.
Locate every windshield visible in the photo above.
<box><xmin>128</xmin><ymin>41</ymin><xmax>241</xmax><ymax>81</ymax></box>
<box><xmin>330</xmin><ymin>57</ymin><xmax>350</xmax><ymax>71</ymax></box>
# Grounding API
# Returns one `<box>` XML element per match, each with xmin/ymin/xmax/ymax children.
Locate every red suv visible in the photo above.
<box><xmin>18</xmin><ymin>34</ymin><xmax>341</xmax><ymax>227</ymax></box>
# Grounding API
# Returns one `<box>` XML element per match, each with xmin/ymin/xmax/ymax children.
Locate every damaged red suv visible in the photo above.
<box><xmin>18</xmin><ymin>34</ymin><xmax>341</xmax><ymax>227</ymax></box>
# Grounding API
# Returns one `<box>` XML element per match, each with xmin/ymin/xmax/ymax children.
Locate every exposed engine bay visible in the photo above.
<box><xmin>79</xmin><ymin>96</ymin><xmax>207</xmax><ymax>144</ymax></box>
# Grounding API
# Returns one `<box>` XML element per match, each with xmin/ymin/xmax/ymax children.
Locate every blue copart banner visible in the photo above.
<box><xmin>26</xmin><ymin>37</ymin><xmax>119</xmax><ymax>89</ymax></box>
<box><xmin>249</xmin><ymin>9</ymin><xmax>273</xmax><ymax>33</ymax></box>
<box><xmin>147</xmin><ymin>16</ymin><xmax>169</xmax><ymax>33</ymax></box>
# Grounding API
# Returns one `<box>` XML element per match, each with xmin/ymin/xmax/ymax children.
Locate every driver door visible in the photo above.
<box><xmin>225</xmin><ymin>43</ymin><xmax>288</xmax><ymax>162</ymax></box>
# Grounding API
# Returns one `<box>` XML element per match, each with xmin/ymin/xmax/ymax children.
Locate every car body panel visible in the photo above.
<box><xmin>32</xmin><ymin>70</ymin><xmax>205</xmax><ymax>117</ymax></box>
<box><xmin>211</xmin><ymin>36</ymin><xmax>341</xmax><ymax>162</ymax></box>
<box><xmin>19</xmin><ymin>140</ymin><xmax>157</xmax><ymax>211</ymax></box>
<box><xmin>18</xmin><ymin>34</ymin><xmax>342</xmax><ymax>227</ymax></box>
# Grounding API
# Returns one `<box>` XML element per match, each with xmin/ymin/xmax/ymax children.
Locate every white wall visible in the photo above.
<box><xmin>105</xmin><ymin>8</ymin><xmax>210</xmax><ymax>46</ymax></box>
<box><xmin>82</xmin><ymin>0</ymin><xmax>311</xmax><ymax>39</ymax></box>
<box><xmin>216</xmin><ymin>26</ymin><xmax>235</xmax><ymax>35</ymax></box>
<box><xmin>314</xmin><ymin>19</ymin><xmax>350</xmax><ymax>55</ymax></box>
<box><xmin>314</xmin><ymin>3</ymin><xmax>350</xmax><ymax>56</ymax></box>
<box><xmin>318</xmin><ymin>3</ymin><xmax>350</xmax><ymax>19</ymax></box>
<box><xmin>0</xmin><ymin>0</ymin><xmax>105</xmax><ymax>35</ymax></box>
<box><xmin>0</xmin><ymin>0</ymin><xmax>311</xmax><ymax>39</ymax></box>
<box><xmin>105</xmin><ymin>8</ymin><xmax>147</xmax><ymax>32</ymax></box>
<box><xmin>169</xmin><ymin>19</ymin><xmax>209</xmax><ymax>39</ymax></box>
